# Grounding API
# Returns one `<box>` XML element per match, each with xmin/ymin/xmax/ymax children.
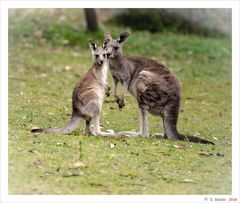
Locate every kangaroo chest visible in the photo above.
<box><xmin>109</xmin><ymin>60</ymin><xmax>132</xmax><ymax>84</ymax></box>
<box><xmin>99</xmin><ymin>62</ymin><xmax>108</xmax><ymax>86</ymax></box>
<box><xmin>109</xmin><ymin>64</ymin><xmax>123</xmax><ymax>83</ymax></box>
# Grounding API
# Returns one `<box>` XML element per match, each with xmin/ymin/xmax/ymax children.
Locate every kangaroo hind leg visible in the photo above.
<box><xmin>163</xmin><ymin>101</ymin><xmax>180</xmax><ymax>140</ymax></box>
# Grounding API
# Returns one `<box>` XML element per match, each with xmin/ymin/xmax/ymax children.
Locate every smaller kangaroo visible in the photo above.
<box><xmin>31</xmin><ymin>40</ymin><xmax>112</xmax><ymax>136</ymax></box>
<box><xmin>103</xmin><ymin>32</ymin><xmax>214</xmax><ymax>145</ymax></box>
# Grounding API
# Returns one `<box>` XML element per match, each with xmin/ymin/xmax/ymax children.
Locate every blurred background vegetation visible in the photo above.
<box><xmin>9</xmin><ymin>8</ymin><xmax>231</xmax><ymax>47</ymax></box>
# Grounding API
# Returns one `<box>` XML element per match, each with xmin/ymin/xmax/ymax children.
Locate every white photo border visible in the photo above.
<box><xmin>1</xmin><ymin>1</ymin><xmax>239</xmax><ymax>203</ymax></box>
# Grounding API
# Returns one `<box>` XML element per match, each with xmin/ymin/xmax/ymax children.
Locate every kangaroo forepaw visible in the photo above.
<box><xmin>116</xmin><ymin>97</ymin><xmax>125</xmax><ymax>109</ymax></box>
<box><xmin>105</xmin><ymin>90</ymin><xmax>110</xmax><ymax>97</ymax></box>
<box><xmin>118</xmin><ymin>100</ymin><xmax>125</xmax><ymax>109</ymax></box>
<box><xmin>105</xmin><ymin>86</ymin><xmax>111</xmax><ymax>97</ymax></box>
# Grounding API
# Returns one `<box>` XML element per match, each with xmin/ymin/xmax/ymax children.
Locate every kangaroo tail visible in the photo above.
<box><xmin>31</xmin><ymin>116</ymin><xmax>82</xmax><ymax>134</ymax></box>
<box><xmin>177</xmin><ymin>133</ymin><xmax>215</xmax><ymax>145</ymax></box>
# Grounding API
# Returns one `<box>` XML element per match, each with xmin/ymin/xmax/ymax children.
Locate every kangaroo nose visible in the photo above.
<box><xmin>100</xmin><ymin>60</ymin><xmax>103</xmax><ymax>65</ymax></box>
<box><xmin>107</xmin><ymin>53</ymin><xmax>111</xmax><ymax>58</ymax></box>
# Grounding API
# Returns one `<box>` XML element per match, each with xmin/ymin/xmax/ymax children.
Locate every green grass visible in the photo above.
<box><xmin>8</xmin><ymin>9</ymin><xmax>231</xmax><ymax>195</ymax></box>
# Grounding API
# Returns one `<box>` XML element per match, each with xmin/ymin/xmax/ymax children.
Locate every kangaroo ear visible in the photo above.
<box><xmin>88</xmin><ymin>40</ymin><xmax>97</xmax><ymax>51</ymax></box>
<box><xmin>117</xmin><ymin>32</ymin><xmax>130</xmax><ymax>44</ymax></box>
<box><xmin>102</xmin><ymin>40</ymin><xmax>109</xmax><ymax>49</ymax></box>
<box><xmin>104</xmin><ymin>32</ymin><xmax>112</xmax><ymax>41</ymax></box>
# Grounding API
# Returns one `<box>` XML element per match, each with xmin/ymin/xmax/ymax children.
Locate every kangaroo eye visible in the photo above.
<box><xmin>103</xmin><ymin>54</ymin><xmax>106</xmax><ymax>57</ymax></box>
<box><xmin>114</xmin><ymin>46</ymin><xmax>119</xmax><ymax>51</ymax></box>
<box><xmin>95</xmin><ymin>54</ymin><xmax>99</xmax><ymax>58</ymax></box>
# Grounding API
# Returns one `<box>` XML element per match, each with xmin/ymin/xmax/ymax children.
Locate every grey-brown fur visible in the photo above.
<box><xmin>103</xmin><ymin>32</ymin><xmax>214</xmax><ymax>145</ymax></box>
<box><xmin>31</xmin><ymin>41</ymin><xmax>111</xmax><ymax>136</ymax></box>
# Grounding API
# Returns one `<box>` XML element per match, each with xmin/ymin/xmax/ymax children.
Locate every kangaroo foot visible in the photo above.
<box><xmin>106</xmin><ymin>129</ymin><xmax>114</xmax><ymax>134</ymax></box>
<box><xmin>98</xmin><ymin>131</ymin><xmax>116</xmax><ymax>136</ymax></box>
<box><xmin>99</xmin><ymin>130</ymin><xmax>139</xmax><ymax>137</ymax></box>
<box><xmin>85</xmin><ymin>125</ymin><xmax>97</xmax><ymax>136</ymax></box>
<box><xmin>150</xmin><ymin>133</ymin><xmax>167</xmax><ymax>139</ymax></box>
<box><xmin>116</xmin><ymin>131</ymin><xmax>140</xmax><ymax>137</ymax></box>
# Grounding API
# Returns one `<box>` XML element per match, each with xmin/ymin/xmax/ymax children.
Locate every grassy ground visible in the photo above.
<box><xmin>8</xmin><ymin>9</ymin><xmax>232</xmax><ymax>195</ymax></box>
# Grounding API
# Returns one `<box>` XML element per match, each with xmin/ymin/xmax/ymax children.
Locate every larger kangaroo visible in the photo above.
<box><xmin>104</xmin><ymin>32</ymin><xmax>214</xmax><ymax>145</ymax></box>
